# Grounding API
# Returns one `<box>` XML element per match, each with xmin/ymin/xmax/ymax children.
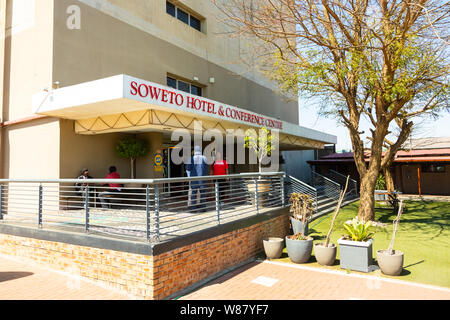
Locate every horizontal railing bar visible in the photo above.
<box><xmin>0</xmin><ymin>172</ymin><xmax>285</xmax><ymax>184</ymax></box>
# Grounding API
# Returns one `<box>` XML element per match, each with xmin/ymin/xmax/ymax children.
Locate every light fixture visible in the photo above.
<box><xmin>193</xmin><ymin>76</ymin><xmax>199</xmax><ymax>81</ymax></box>
<box><xmin>52</xmin><ymin>81</ymin><xmax>61</xmax><ymax>89</ymax></box>
<box><xmin>209</xmin><ymin>77</ymin><xmax>215</xmax><ymax>84</ymax></box>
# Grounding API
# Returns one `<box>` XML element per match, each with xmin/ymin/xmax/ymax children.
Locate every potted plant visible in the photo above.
<box><xmin>115</xmin><ymin>136</ymin><xmax>149</xmax><ymax>185</ymax></box>
<box><xmin>244</xmin><ymin>127</ymin><xmax>278</xmax><ymax>206</ymax></box>
<box><xmin>377</xmin><ymin>201</ymin><xmax>405</xmax><ymax>276</ymax></box>
<box><xmin>289</xmin><ymin>193</ymin><xmax>314</xmax><ymax>235</ymax></box>
<box><xmin>314</xmin><ymin>176</ymin><xmax>350</xmax><ymax>266</ymax></box>
<box><xmin>285</xmin><ymin>193</ymin><xmax>314</xmax><ymax>263</ymax></box>
<box><xmin>262</xmin><ymin>237</ymin><xmax>284</xmax><ymax>260</ymax></box>
<box><xmin>337</xmin><ymin>218</ymin><xmax>376</xmax><ymax>273</ymax></box>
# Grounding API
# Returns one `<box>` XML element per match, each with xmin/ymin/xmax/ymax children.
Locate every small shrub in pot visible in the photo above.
<box><xmin>377</xmin><ymin>201</ymin><xmax>405</xmax><ymax>276</ymax></box>
<box><xmin>314</xmin><ymin>176</ymin><xmax>350</xmax><ymax>266</ymax></box>
<box><xmin>286</xmin><ymin>193</ymin><xmax>314</xmax><ymax>264</ymax></box>
<box><xmin>337</xmin><ymin>218</ymin><xmax>376</xmax><ymax>273</ymax></box>
<box><xmin>289</xmin><ymin>193</ymin><xmax>314</xmax><ymax>235</ymax></box>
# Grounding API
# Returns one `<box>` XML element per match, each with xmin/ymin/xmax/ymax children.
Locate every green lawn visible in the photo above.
<box><xmin>269</xmin><ymin>201</ymin><xmax>450</xmax><ymax>288</ymax></box>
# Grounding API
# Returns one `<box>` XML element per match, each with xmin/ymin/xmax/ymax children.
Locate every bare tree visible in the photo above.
<box><xmin>212</xmin><ymin>0</ymin><xmax>449</xmax><ymax>221</ymax></box>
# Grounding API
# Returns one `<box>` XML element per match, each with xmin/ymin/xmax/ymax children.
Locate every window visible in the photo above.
<box><xmin>177</xmin><ymin>80</ymin><xmax>190</xmax><ymax>93</ymax></box>
<box><xmin>191</xmin><ymin>84</ymin><xmax>202</xmax><ymax>96</ymax></box>
<box><xmin>421</xmin><ymin>164</ymin><xmax>446</xmax><ymax>173</ymax></box>
<box><xmin>167</xmin><ymin>76</ymin><xmax>203</xmax><ymax>97</ymax></box>
<box><xmin>166</xmin><ymin>1</ymin><xmax>175</xmax><ymax>17</ymax></box>
<box><xmin>167</xmin><ymin>76</ymin><xmax>177</xmax><ymax>89</ymax></box>
<box><xmin>166</xmin><ymin>1</ymin><xmax>202</xmax><ymax>32</ymax></box>
<box><xmin>190</xmin><ymin>16</ymin><xmax>201</xmax><ymax>31</ymax></box>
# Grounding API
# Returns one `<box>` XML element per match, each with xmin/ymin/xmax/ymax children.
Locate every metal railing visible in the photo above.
<box><xmin>286</xmin><ymin>176</ymin><xmax>318</xmax><ymax>213</ymax></box>
<box><xmin>328</xmin><ymin>169</ymin><xmax>359</xmax><ymax>197</ymax></box>
<box><xmin>0</xmin><ymin>172</ymin><xmax>287</xmax><ymax>243</ymax></box>
<box><xmin>311</xmin><ymin>171</ymin><xmax>341</xmax><ymax>201</ymax></box>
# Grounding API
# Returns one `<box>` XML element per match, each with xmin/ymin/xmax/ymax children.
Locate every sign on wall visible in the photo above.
<box><xmin>154</xmin><ymin>151</ymin><xmax>163</xmax><ymax>172</ymax></box>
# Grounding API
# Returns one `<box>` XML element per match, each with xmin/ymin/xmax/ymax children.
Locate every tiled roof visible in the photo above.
<box><xmin>311</xmin><ymin>146</ymin><xmax>450</xmax><ymax>164</ymax></box>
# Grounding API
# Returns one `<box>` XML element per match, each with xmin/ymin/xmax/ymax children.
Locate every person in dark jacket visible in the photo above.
<box><xmin>185</xmin><ymin>146</ymin><xmax>208</xmax><ymax>212</ymax></box>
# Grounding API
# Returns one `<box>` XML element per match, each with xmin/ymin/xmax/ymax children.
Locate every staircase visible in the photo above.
<box><xmin>285</xmin><ymin>170</ymin><xmax>359</xmax><ymax>219</ymax></box>
<box><xmin>327</xmin><ymin>169</ymin><xmax>359</xmax><ymax>203</ymax></box>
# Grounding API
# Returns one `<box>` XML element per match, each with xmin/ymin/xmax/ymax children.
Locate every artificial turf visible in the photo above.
<box><xmin>268</xmin><ymin>200</ymin><xmax>450</xmax><ymax>288</ymax></box>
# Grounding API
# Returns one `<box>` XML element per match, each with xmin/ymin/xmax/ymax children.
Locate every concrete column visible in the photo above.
<box><xmin>136</xmin><ymin>131</ymin><xmax>164</xmax><ymax>179</ymax></box>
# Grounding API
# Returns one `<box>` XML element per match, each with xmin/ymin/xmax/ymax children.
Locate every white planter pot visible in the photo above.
<box><xmin>337</xmin><ymin>237</ymin><xmax>374</xmax><ymax>273</ymax></box>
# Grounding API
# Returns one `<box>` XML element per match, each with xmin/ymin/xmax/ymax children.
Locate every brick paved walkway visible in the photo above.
<box><xmin>0</xmin><ymin>254</ymin><xmax>134</xmax><ymax>300</ymax></box>
<box><xmin>1</xmin><ymin>253</ymin><xmax>449</xmax><ymax>300</ymax></box>
<box><xmin>179</xmin><ymin>260</ymin><xmax>450</xmax><ymax>300</ymax></box>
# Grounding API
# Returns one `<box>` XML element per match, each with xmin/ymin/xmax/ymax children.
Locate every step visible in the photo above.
<box><xmin>317</xmin><ymin>200</ymin><xmax>338</xmax><ymax>212</ymax></box>
<box><xmin>312</xmin><ymin>197</ymin><xmax>360</xmax><ymax>220</ymax></box>
<box><xmin>316</xmin><ymin>196</ymin><xmax>337</xmax><ymax>206</ymax></box>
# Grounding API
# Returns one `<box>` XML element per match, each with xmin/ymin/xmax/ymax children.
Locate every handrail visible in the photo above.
<box><xmin>329</xmin><ymin>170</ymin><xmax>356</xmax><ymax>184</ymax></box>
<box><xmin>0</xmin><ymin>172</ymin><xmax>285</xmax><ymax>184</ymax></box>
<box><xmin>288</xmin><ymin>176</ymin><xmax>317</xmax><ymax>192</ymax></box>
<box><xmin>286</xmin><ymin>176</ymin><xmax>318</xmax><ymax>213</ymax></box>
<box><xmin>311</xmin><ymin>171</ymin><xmax>340</xmax><ymax>188</ymax></box>
<box><xmin>329</xmin><ymin>169</ymin><xmax>359</xmax><ymax>196</ymax></box>
<box><xmin>311</xmin><ymin>171</ymin><xmax>341</xmax><ymax>201</ymax></box>
<box><xmin>0</xmin><ymin>172</ymin><xmax>287</xmax><ymax>243</ymax></box>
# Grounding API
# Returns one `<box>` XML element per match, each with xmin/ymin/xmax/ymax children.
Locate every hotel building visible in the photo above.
<box><xmin>0</xmin><ymin>0</ymin><xmax>336</xmax><ymax>180</ymax></box>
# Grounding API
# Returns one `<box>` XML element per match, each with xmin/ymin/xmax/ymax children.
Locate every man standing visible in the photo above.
<box><xmin>186</xmin><ymin>146</ymin><xmax>208</xmax><ymax>212</ymax></box>
<box><xmin>99</xmin><ymin>166</ymin><xmax>122</xmax><ymax>209</ymax></box>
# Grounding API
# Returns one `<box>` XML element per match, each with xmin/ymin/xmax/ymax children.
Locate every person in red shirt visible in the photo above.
<box><xmin>105</xmin><ymin>166</ymin><xmax>121</xmax><ymax>189</ymax></box>
<box><xmin>99</xmin><ymin>166</ymin><xmax>122</xmax><ymax>209</ymax></box>
<box><xmin>211</xmin><ymin>152</ymin><xmax>229</xmax><ymax>208</ymax></box>
<box><xmin>211</xmin><ymin>151</ymin><xmax>229</xmax><ymax>176</ymax></box>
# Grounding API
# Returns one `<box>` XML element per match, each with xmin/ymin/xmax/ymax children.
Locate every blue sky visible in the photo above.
<box><xmin>298</xmin><ymin>100</ymin><xmax>450</xmax><ymax>152</ymax></box>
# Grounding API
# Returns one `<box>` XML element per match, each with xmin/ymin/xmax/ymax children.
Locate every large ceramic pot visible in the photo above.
<box><xmin>248</xmin><ymin>180</ymin><xmax>270</xmax><ymax>206</ymax></box>
<box><xmin>376</xmin><ymin>250</ymin><xmax>404</xmax><ymax>276</ymax></box>
<box><xmin>290</xmin><ymin>217</ymin><xmax>309</xmax><ymax>236</ymax></box>
<box><xmin>337</xmin><ymin>237</ymin><xmax>374</xmax><ymax>273</ymax></box>
<box><xmin>313</xmin><ymin>243</ymin><xmax>337</xmax><ymax>266</ymax></box>
<box><xmin>263</xmin><ymin>237</ymin><xmax>284</xmax><ymax>259</ymax></box>
<box><xmin>286</xmin><ymin>235</ymin><xmax>313</xmax><ymax>264</ymax></box>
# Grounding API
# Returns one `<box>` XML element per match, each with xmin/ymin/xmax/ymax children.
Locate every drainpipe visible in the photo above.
<box><xmin>417</xmin><ymin>167</ymin><xmax>422</xmax><ymax>197</ymax></box>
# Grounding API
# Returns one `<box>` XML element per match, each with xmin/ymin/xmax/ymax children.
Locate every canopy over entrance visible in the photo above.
<box><xmin>32</xmin><ymin>75</ymin><xmax>336</xmax><ymax>150</ymax></box>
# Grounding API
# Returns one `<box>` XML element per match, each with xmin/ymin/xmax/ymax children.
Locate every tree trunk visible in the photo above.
<box><xmin>131</xmin><ymin>158</ymin><xmax>135</xmax><ymax>179</ymax></box>
<box><xmin>358</xmin><ymin>169</ymin><xmax>378</xmax><ymax>222</ymax></box>
<box><xmin>384</xmin><ymin>167</ymin><xmax>395</xmax><ymax>193</ymax></box>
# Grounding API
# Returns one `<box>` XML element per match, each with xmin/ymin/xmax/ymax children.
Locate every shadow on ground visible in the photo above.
<box><xmin>0</xmin><ymin>272</ymin><xmax>34</xmax><ymax>283</ymax></box>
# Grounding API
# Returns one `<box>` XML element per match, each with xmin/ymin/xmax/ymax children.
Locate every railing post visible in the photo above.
<box><xmin>146</xmin><ymin>185</ymin><xmax>150</xmax><ymax>241</ymax></box>
<box><xmin>254</xmin><ymin>178</ymin><xmax>259</xmax><ymax>214</ymax></box>
<box><xmin>0</xmin><ymin>184</ymin><xmax>4</xmax><ymax>221</ymax></box>
<box><xmin>85</xmin><ymin>185</ymin><xmax>90</xmax><ymax>233</ymax></box>
<box><xmin>38</xmin><ymin>184</ymin><xmax>43</xmax><ymax>228</ymax></box>
<box><xmin>155</xmin><ymin>185</ymin><xmax>160</xmax><ymax>241</ymax></box>
<box><xmin>215</xmin><ymin>180</ymin><xmax>220</xmax><ymax>225</ymax></box>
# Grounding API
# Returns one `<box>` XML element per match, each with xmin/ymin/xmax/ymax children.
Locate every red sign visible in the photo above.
<box><xmin>130</xmin><ymin>81</ymin><xmax>283</xmax><ymax>130</ymax></box>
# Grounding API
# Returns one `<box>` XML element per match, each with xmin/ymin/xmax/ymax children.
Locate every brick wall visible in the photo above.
<box><xmin>0</xmin><ymin>235</ymin><xmax>154</xmax><ymax>298</ymax></box>
<box><xmin>0</xmin><ymin>212</ymin><xmax>289</xmax><ymax>299</ymax></box>
<box><xmin>153</xmin><ymin>215</ymin><xmax>290</xmax><ymax>299</ymax></box>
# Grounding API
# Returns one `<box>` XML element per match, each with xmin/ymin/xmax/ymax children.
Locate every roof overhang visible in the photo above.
<box><xmin>32</xmin><ymin>74</ymin><xmax>337</xmax><ymax>149</ymax></box>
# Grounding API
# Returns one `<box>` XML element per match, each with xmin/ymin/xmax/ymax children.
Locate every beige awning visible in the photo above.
<box><xmin>33</xmin><ymin>74</ymin><xmax>336</xmax><ymax>150</ymax></box>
